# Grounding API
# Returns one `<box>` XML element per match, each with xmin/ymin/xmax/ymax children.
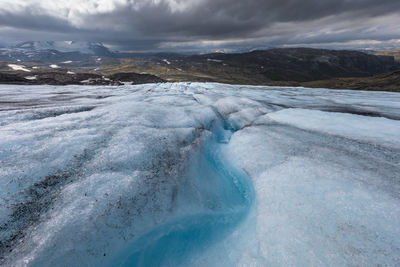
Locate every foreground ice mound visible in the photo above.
<box><xmin>0</xmin><ymin>83</ymin><xmax>399</xmax><ymax>266</ymax></box>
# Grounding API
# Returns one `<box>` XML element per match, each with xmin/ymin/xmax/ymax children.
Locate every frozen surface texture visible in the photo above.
<box><xmin>0</xmin><ymin>83</ymin><xmax>399</xmax><ymax>266</ymax></box>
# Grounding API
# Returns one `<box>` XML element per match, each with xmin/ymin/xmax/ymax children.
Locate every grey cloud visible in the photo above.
<box><xmin>0</xmin><ymin>0</ymin><xmax>399</xmax><ymax>52</ymax></box>
<box><xmin>0</xmin><ymin>9</ymin><xmax>74</xmax><ymax>33</ymax></box>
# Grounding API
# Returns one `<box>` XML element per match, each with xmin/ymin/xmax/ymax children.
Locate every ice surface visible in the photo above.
<box><xmin>225</xmin><ymin>124</ymin><xmax>400</xmax><ymax>266</ymax></box>
<box><xmin>267</xmin><ymin>108</ymin><xmax>400</xmax><ymax>148</ymax></box>
<box><xmin>0</xmin><ymin>83</ymin><xmax>399</xmax><ymax>266</ymax></box>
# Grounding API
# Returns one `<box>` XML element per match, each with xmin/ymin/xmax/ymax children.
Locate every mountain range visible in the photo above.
<box><xmin>0</xmin><ymin>41</ymin><xmax>113</xmax><ymax>62</ymax></box>
<box><xmin>0</xmin><ymin>42</ymin><xmax>399</xmax><ymax>91</ymax></box>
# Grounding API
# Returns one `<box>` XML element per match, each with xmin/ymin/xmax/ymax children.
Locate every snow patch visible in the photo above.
<box><xmin>207</xmin><ymin>58</ymin><xmax>222</xmax><ymax>63</ymax></box>
<box><xmin>24</xmin><ymin>76</ymin><xmax>37</xmax><ymax>80</ymax></box>
<box><xmin>8</xmin><ymin>64</ymin><xmax>31</xmax><ymax>72</ymax></box>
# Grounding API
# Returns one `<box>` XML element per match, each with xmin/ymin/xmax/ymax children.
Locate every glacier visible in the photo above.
<box><xmin>0</xmin><ymin>83</ymin><xmax>399</xmax><ymax>266</ymax></box>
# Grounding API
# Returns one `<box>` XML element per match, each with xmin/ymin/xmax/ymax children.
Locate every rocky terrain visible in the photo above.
<box><xmin>97</xmin><ymin>48</ymin><xmax>400</xmax><ymax>85</ymax></box>
<box><xmin>0</xmin><ymin>44</ymin><xmax>399</xmax><ymax>90</ymax></box>
<box><xmin>164</xmin><ymin>48</ymin><xmax>400</xmax><ymax>82</ymax></box>
<box><xmin>0</xmin><ymin>60</ymin><xmax>164</xmax><ymax>85</ymax></box>
<box><xmin>302</xmin><ymin>70</ymin><xmax>400</xmax><ymax>92</ymax></box>
<box><xmin>0</xmin><ymin>71</ymin><xmax>164</xmax><ymax>86</ymax></box>
<box><xmin>374</xmin><ymin>49</ymin><xmax>400</xmax><ymax>62</ymax></box>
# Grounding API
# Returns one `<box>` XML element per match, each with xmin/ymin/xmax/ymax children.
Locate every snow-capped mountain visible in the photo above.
<box><xmin>0</xmin><ymin>41</ymin><xmax>113</xmax><ymax>62</ymax></box>
<box><xmin>14</xmin><ymin>41</ymin><xmax>112</xmax><ymax>55</ymax></box>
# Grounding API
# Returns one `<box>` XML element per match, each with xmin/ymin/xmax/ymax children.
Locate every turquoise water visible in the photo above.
<box><xmin>114</xmin><ymin>123</ymin><xmax>255</xmax><ymax>266</ymax></box>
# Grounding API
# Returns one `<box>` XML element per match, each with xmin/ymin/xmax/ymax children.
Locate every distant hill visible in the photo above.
<box><xmin>165</xmin><ymin>48</ymin><xmax>400</xmax><ymax>82</ymax></box>
<box><xmin>84</xmin><ymin>48</ymin><xmax>399</xmax><ymax>86</ymax></box>
<box><xmin>302</xmin><ymin>70</ymin><xmax>400</xmax><ymax>92</ymax></box>
<box><xmin>374</xmin><ymin>49</ymin><xmax>400</xmax><ymax>62</ymax></box>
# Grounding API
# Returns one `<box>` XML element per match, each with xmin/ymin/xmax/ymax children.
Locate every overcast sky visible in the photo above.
<box><xmin>0</xmin><ymin>0</ymin><xmax>399</xmax><ymax>52</ymax></box>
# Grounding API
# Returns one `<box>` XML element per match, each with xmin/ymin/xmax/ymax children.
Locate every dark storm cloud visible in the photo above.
<box><xmin>0</xmin><ymin>0</ymin><xmax>399</xmax><ymax>51</ymax></box>
<box><xmin>87</xmin><ymin>0</ymin><xmax>400</xmax><ymax>38</ymax></box>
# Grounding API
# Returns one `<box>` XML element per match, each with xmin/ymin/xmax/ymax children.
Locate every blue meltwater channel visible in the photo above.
<box><xmin>112</xmin><ymin>122</ymin><xmax>255</xmax><ymax>266</ymax></box>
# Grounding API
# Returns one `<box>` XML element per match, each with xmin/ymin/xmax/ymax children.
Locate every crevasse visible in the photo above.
<box><xmin>110</xmin><ymin>120</ymin><xmax>255</xmax><ymax>266</ymax></box>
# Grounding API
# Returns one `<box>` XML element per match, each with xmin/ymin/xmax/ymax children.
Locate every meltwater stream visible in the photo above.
<box><xmin>112</xmin><ymin>122</ymin><xmax>255</xmax><ymax>267</ymax></box>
